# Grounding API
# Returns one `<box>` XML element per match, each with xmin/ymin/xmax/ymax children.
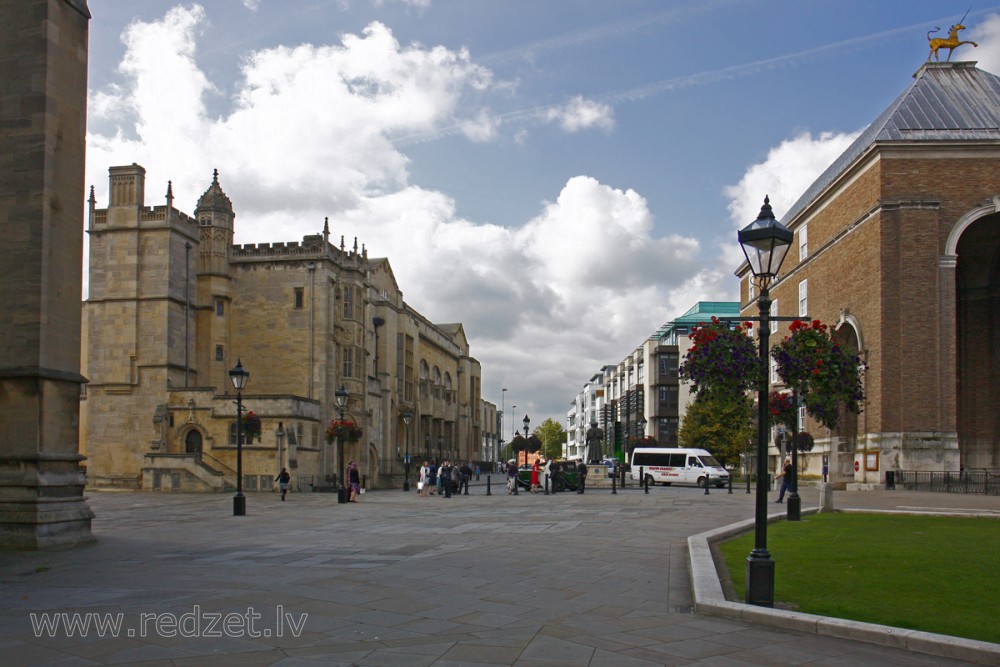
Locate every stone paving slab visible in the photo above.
<box><xmin>0</xmin><ymin>484</ymin><xmax>996</xmax><ymax>665</ymax></box>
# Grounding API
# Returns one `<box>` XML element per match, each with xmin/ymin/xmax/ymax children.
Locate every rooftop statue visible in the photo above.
<box><xmin>927</xmin><ymin>10</ymin><xmax>978</xmax><ymax>62</ymax></box>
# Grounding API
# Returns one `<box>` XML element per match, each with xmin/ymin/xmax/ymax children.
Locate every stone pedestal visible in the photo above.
<box><xmin>818</xmin><ymin>482</ymin><xmax>835</xmax><ymax>513</ymax></box>
<box><xmin>0</xmin><ymin>0</ymin><xmax>94</xmax><ymax>549</ymax></box>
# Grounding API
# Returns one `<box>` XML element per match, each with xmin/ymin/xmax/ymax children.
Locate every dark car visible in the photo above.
<box><xmin>516</xmin><ymin>462</ymin><xmax>579</xmax><ymax>492</ymax></box>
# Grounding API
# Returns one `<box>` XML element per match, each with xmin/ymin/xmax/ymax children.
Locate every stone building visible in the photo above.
<box><xmin>81</xmin><ymin>163</ymin><xmax>482</xmax><ymax>492</ymax></box>
<box><xmin>736</xmin><ymin>61</ymin><xmax>1000</xmax><ymax>485</ymax></box>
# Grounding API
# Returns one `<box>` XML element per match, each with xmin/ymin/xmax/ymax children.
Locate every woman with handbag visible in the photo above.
<box><xmin>418</xmin><ymin>460</ymin><xmax>429</xmax><ymax>497</ymax></box>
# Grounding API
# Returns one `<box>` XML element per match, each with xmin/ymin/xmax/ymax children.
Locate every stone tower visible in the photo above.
<box><xmin>194</xmin><ymin>170</ymin><xmax>235</xmax><ymax>391</ymax></box>
<box><xmin>0</xmin><ymin>0</ymin><xmax>93</xmax><ymax>548</ymax></box>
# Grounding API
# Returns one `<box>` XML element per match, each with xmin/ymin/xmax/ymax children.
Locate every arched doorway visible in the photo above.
<box><xmin>832</xmin><ymin>320</ymin><xmax>862</xmax><ymax>480</ymax></box>
<box><xmin>184</xmin><ymin>429</ymin><xmax>203</xmax><ymax>456</ymax></box>
<box><xmin>955</xmin><ymin>211</ymin><xmax>1000</xmax><ymax>468</ymax></box>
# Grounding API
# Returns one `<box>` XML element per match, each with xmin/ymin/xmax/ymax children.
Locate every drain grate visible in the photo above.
<box><xmin>674</xmin><ymin>605</ymin><xmax>695</xmax><ymax>614</ymax></box>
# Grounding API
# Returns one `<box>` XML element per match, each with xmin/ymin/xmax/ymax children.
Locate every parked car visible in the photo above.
<box><xmin>515</xmin><ymin>462</ymin><xmax>579</xmax><ymax>492</ymax></box>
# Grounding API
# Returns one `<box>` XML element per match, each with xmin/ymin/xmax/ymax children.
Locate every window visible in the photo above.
<box><xmin>216</xmin><ymin>300</ymin><xmax>224</xmax><ymax>316</ymax></box>
<box><xmin>658</xmin><ymin>353</ymin><xmax>678</xmax><ymax>378</ymax></box>
<box><xmin>342</xmin><ymin>346</ymin><xmax>354</xmax><ymax>378</ymax></box>
<box><xmin>798</xmin><ymin>224</ymin><xmax>808</xmax><ymax>261</ymax></box>
<box><xmin>748</xmin><ymin>277</ymin><xmax>756</xmax><ymax>302</ymax></box>
<box><xmin>770</xmin><ymin>356</ymin><xmax>778</xmax><ymax>384</ymax></box>
<box><xmin>294</xmin><ymin>288</ymin><xmax>304</xmax><ymax>309</ymax></box>
<box><xmin>343</xmin><ymin>285</ymin><xmax>355</xmax><ymax>320</ymax></box>
<box><xmin>215</xmin><ymin>345</ymin><xmax>224</xmax><ymax>361</ymax></box>
<box><xmin>286</xmin><ymin>425</ymin><xmax>298</xmax><ymax>446</ymax></box>
<box><xmin>770</xmin><ymin>298</ymin><xmax>778</xmax><ymax>334</ymax></box>
<box><xmin>404</xmin><ymin>335</ymin><xmax>414</xmax><ymax>403</ymax></box>
<box><xmin>798</xmin><ymin>279</ymin><xmax>808</xmax><ymax>317</ymax></box>
<box><xmin>658</xmin><ymin>386</ymin><xmax>679</xmax><ymax>405</ymax></box>
<box><xmin>657</xmin><ymin>417</ymin><xmax>679</xmax><ymax>444</ymax></box>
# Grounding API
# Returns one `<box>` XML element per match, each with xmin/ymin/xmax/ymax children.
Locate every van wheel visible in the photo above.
<box><xmin>697</xmin><ymin>476</ymin><xmax>708</xmax><ymax>488</ymax></box>
<box><xmin>644</xmin><ymin>474</ymin><xmax>654</xmax><ymax>487</ymax></box>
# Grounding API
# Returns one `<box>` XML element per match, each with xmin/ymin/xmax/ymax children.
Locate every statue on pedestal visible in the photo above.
<box><xmin>585</xmin><ymin>421</ymin><xmax>604</xmax><ymax>463</ymax></box>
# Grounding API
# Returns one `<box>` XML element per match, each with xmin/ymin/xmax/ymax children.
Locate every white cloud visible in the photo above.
<box><xmin>969</xmin><ymin>13</ymin><xmax>1000</xmax><ymax>75</ymax></box>
<box><xmin>242</xmin><ymin>0</ymin><xmax>261</xmax><ymax>11</ymax></box>
<box><xmin>722</xmin><ymin>130</ymin><xmax>861</xmax><ymax>227</ymax></box>
<box><xmin>542</xmin><ymin>95</ymin><xmax>615</xmax><ymax>132</ymax></box>
<box><xmin>85</xmin><ymin>5</ymin><xmax>718</xmax><ymax>419</ymax></box>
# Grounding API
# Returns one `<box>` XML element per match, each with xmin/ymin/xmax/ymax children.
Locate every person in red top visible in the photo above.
<box><xmin>530</xmin><ymin>458</ymin><xmax>541</xmax><ymax>493</ymax></box>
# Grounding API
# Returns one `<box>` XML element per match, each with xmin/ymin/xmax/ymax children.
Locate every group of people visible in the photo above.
<box><xmin>417</xmin><ymin>459</ymin><xmax>475</xmax><ymax>498</ymax></box>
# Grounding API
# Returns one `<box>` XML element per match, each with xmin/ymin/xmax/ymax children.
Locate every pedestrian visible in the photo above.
<box><xmin>530</xmin><ymin>458</ymin><xmax>540</xmax><ymax>493</ymax></box>
<box><xmin>428</xmin><ymin>459</ymin><xmax>438</xmax><ymax>495</ymax></box>
<box><xmin>542</xmin><ymin>457</ymin><xmax>552</xmax><ymax>493</ymax></box>
<box><xmin>459</xmin><ymin>461</ymin><xmax>472</xmax><ymax>494</ymax></box>
<box><xmin>776</xmin><ymin>457</ymin><xmax>792</xmax><ymax>503</ymax></box>
<box><xmin>507</xmin><ymin>462</ymin><xmax>518</xmax><ymax>494</ymax></box>
<box><xmin>348</xmin><ymin>461</ymin><xmax>361</xmax><ymax>502</ymax></box>
<box><xmin>441</xmin><ymin>459</ymin><xmax>453</xmax><ymax>498</ymax></box>
<box><xmin>274</xmin><ymin>467</ymin><xmax>290</xmax><ymax>501</ymax></box>
<box><xmin>474</xmin><ymin>464</ymin><xmax>481</xmax><ymax>481</ymax></box>
<box><xmin>577</xmin><ymin>460</ymin><xmax>587</xmax><ymax>494</ymax></box>
<box><xmin>418</xmin><ymin>459</ymin><xmax>429</xmax><ymax>497</ymax></box>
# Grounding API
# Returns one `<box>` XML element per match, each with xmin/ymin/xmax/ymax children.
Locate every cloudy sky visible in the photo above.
<box><xmin>84</xmin><ymin>0</ymin><xmax>1000</xmax><ymax>427</ymax></box>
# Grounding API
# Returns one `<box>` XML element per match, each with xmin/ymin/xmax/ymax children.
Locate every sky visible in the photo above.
<box><xmin>83</xmin><ymin>0</ymin><xmax>1000</xmax><ymax>429</ymax></box>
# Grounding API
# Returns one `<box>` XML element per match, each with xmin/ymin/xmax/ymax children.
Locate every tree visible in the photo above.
<box><xmin>534</xmin><ymin>418</ymin><xmax>567</xmax><ymax>460</ymax></box>
<box><xmin>677</xmin><ymin>392</ymin><xmax>754</xmax><ymax>470</ymax></box>
<box><xmin>771</xmin><ymin>319</ymin><xmax>865</xmax><ymax>430</ymax></box>
<box><xmin>509</xmin><ymin>434</ymin><xmax>526</xmax><ymax>464</ymax></box>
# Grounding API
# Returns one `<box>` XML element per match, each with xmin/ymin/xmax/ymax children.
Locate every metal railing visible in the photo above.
<box><xmin>896</xmin><ymin>469</ymin><xmax>1000</xmax><ymax>495</ymax></box>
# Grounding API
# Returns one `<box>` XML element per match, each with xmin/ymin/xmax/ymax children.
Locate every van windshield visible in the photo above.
<box><xmin>700</xmin><ymin>455</ymin><xmax>722</xmax><ymax>467</ymax></box>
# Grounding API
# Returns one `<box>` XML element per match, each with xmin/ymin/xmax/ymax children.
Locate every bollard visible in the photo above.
<box><xmin>728</xmin><ymin>474</ymin><xmax>733</xmax><ymax>494</ymax></box>
<box><xmin>642</xmin><ymin>467</ymin><xmax>649</xmax><ymax>494</ymax></box>
<box><xmin>704</xmin><ymin>477</ymin><xmax>710</xmax><ymax>495</ymax></box>
<box><xmin>611</xmin><ymin>472</ymin><xmax>617</xmax><ymax>495</ymax></box>
<box><xmin>486</xmin><ymin>474</ymin><xmax>491</xmax><ymax>496</ymax></box>
<box><xmin>514</xmin><ymin>473</ymin><xmax>519</xmax><ymax>495</ymax></box>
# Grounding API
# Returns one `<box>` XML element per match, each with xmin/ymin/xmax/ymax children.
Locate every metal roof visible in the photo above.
<box><xmin>782</xmin><ymin>61</ymin><xmax>1000</xmax><ymax>226</ymax></box>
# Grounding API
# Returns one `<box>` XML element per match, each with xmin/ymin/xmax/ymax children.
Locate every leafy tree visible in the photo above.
<box><xmin>677</xmin><ymin>391</ymin><xmax>754</xmax><ymax>470</ymax></box>
<box><xmin>509</xmin><ymin>434</ymin><xmax>526</xmax><ymax>464</ymax></box>
<box><xmin>534</xmin><ymin>418</ymin><xmax>567</xmax><ymax>460</ymax></box>
<box><xmin>772</xmin><ymin>319</ymin><xmax>865</xmax><ymax>430</ymax></box>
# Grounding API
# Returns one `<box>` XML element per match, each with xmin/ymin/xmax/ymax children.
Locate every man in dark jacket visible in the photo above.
<box><xmin>459</xmin><ymin>461</ymin><xmax>473</xmax><ymax>495</ymax></box>
<box><xmin>576</xmin><ymin>461</ymin><xmax>587</xmax><ymax>494</ymax></box>
<box><xmin>441</xmin><ymin>460</ymin><xmax>453</xmax><ymax>498</ymax></box>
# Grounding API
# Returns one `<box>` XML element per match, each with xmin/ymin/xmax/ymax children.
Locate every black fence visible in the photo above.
<box><xmin>896</xmin><ymin>469</ymin><xmax>1000</xmax><ymax>495</ymax></box>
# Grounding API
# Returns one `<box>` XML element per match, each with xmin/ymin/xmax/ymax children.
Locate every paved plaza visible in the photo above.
<box><xmin>1</xmin><ymin>482</ymin><xmax>998</xmax><ymax>666</ymax></box>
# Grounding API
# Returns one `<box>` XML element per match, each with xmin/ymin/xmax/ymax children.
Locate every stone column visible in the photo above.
<box><xmin>0</xmin><ymin>0</ymin><xmax>94</xmax><ymax>548</ymax></box>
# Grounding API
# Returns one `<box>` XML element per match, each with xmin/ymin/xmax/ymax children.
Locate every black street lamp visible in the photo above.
<box><xmin>335</xmin><ymin>385</ymin><xmax>349</xmax><ymax>504</ymax></box>
<box><xmin>437</xmin><ymin>435</ymin><xmax>443</xmax><ymax>461</ymax></box>
<box><xmin>424</xmin><ymin>433</ymin><xmax>430</xmax><ymax>460</ymax></box>
<box><xmin>229</xmin><ymin>359</ymin><xmax>250</xmax><ymax>516</ymax></box>
<box><xmin>738</xmin><ymin>195</ymin><xmax>793</xmax><ymax>607</ymax></box>
<box><xmin>402</xmin><ymin>411</ymin><xmax>413</xmax><ymax>491</ymax></box>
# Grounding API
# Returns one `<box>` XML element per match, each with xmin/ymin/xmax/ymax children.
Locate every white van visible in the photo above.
<box><xmin>629</xmin><ymin>448</ymin><xmax>729</xmax><ymax>488</ymax></box>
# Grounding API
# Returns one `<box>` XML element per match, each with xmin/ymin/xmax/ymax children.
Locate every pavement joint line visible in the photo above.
<box><xmin>687</xmin><ymin>506</ymin><xmax>1000</xmax><ymax>666</ymax></box>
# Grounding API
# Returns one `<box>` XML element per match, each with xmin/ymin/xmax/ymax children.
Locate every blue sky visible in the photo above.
<box><xmin>84</xmin><ymin>0</ymin><xmax>1000</xmax><ymax>426</ymax></box>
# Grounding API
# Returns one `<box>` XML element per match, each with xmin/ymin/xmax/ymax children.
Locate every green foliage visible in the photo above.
<box><xmin>677</xmin><ymin>392</ymin><xmax>754</xmax><ymax>469</ymax></box>
<box><xmin>535</xmin><ymin>418</ymin><xmax>566</xmax><ymax>460</ymax></box>
<box><xmin>719</xmin><ymin>513</ymin><xmax>1000</xmax><ymax>644</ymax></box>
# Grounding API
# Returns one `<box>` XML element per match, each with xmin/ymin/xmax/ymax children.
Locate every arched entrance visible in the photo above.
<box><xmin>954</xmin><ymin>210</ymin><xmax>1000</xmax><ymax>468</ymax></box>
<box><xmin>832</xmin><ymin>319</ymin><xmax>862</xmax><ymax>480</ymax></box>
<box><xmin>184</xmin><ymin>429</ymin><xmax>203</xmax><ymax>456</ymax></box>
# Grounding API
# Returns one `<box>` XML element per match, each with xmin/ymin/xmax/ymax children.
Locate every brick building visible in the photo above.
<box><xmin>736</xmin><ymin>62</ymin><xmax>1000</xmax><ymax>485</ymax></box>
<box><xmin>81</xmin><ymin>163</ymin><xmax>483</xmax><ymax>492</ymax></box>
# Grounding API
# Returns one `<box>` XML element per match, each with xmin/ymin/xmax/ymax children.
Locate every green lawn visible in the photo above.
<box><xmin>718</xmin><ymin>512</ymin><xmax>1000</xmax><ymax>644</ymax></box>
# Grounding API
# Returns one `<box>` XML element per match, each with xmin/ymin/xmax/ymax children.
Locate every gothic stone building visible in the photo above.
<box><xmin>82</xmin><ymin>163</ymin><xmax>482</xmax><ymax>492</ymax></box>
<box><xmin>737</xmin><ymin>62</ymin><xmax>1000</xmax><ymax>486</ymax></box>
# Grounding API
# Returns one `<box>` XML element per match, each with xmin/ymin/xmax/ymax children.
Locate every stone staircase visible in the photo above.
<box><xmin>142</xmin><ymin>453</ymin><xmax>235</xmax><ymax>492</ymax></box>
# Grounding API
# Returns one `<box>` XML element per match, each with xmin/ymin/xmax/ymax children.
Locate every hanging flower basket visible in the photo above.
<box><xmin>325</xmin><ymin>419</ymin><xmax>362</xmax><ymax>444</ymax></box>
<box><xmin>241</xmin><ymin>411</ymin><xmax>262</xmax><ymax>443</ymax></box>
<box><xmin>679</xmin><ymin>317</ymin><xmax>760</xmax><ymax>399</ymax></box>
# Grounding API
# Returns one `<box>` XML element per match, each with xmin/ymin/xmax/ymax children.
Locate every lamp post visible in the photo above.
<box><xmin>788</xmin><ymin>388</ymin><xmax>801</xmax><ymax>520</ymax></box>
<box><xmin>437</xmin><ymin>435</ymin><xmax>443</xmax><ymax>461</ymax></box>
<box><xmin>522</xmin><ymin>414</ymin><xmax>530</xmax><ymax>466</ymax></box>
<box><xmin>501</xmin><ymin>388</ymin><xmax>507</xmax><ymax>467</ymax></box>
<box><xmin>335</xmin><ymin>385</ymin><xmax>349</xmax><ymax>504</ymax></box>
<box><xmin>424</xmin><ymin>433</ymin><xmax>430</xmax><ymax>461</ymax></box>
<box><xmin>402</xmin><ymin>411</ymin><xmax>412</xmax><ymax>491</ymax></box>
<box><xmin>738</xmin><ymin>195</ymin><xmax>793</xmax><ymax>608</ymax></box>
<box><xmin>229</xmin><ymin>359</ymin><xmax>250</xmax><ymax>516</ymax></box>
<box><xmin>276</xmin><ymin>422</ymin><xmax>285</xmax><ymax>477</ymax></box>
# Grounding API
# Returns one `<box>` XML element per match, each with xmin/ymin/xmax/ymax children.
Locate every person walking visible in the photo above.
<box><xmin>348</xmin><ymin>461</ymin><xmax>361</xmax><ymax>502</ymax></box>
<box><xmin>459</xmin><ymin>461</ymin><xmax>473</xmax><ymax>495</ymax></box>
<box><xmin>776</xmin><ymin>457</ymin><xmax>792</xmax><ymax>503</ymax></box>
<box><xmin>507</xmin><ymin>463</ymin><xmax>518</xmax><ymax>494</ymax></box>
<box><xmin>576</xmin><ymin>460</ymin><xmax>587</xmax><ymax>494</ymax></box>
<box><xmin>530</xmin><ymin>458</ymin><xmax>540</xmax><ymax>493</ymax></box>
<box><xmin>441</xmin><ymin>459</ymin><xmax>453</xmax><ymax>498</ymax></box>
<box><xmin>418</xmin><ymin>460</ymin><xmax>430</xmax><ymax>497</ymax></box>
<box><xmin>542</xmin><ymin>457</ymin><xmax>552</xmax><ymax>493</ymax></box>
<box><xmin>275</xmin><ymin>468</ymin><xmax>291</xmax><ymax>501</ymax></box>
<box><xmin>474</xmin><ymin>464</ymin><xmax>481</xmax><ymax>481</ymax></box>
